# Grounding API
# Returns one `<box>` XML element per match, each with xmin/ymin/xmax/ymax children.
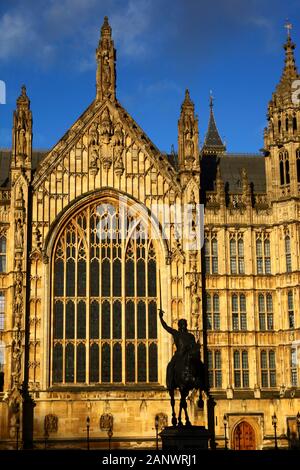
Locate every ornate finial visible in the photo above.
<box><xmin>183</xmin><ymin>89</ymin><xmax>193</xmax><ymax>105</ymax></box>
<box><xmin>17</xmin><ymin>85</ymin><xmax>29</xmax><ymax>106</ymax></box>
<box><xmin>209</xmin><ymin>90</ymin><xmax>214</xmax><ymax>110</ymax></box>
<box><xmin>96</xmin><ymin>17</ymin><xmax>116</xmax><ymax>101</ymax></box>
<box><xmin>181</xmin><ymin>89</ymin><xmax>194</xmax><ymax>110</ymax></box>
<box><xmin>101</xmin><ymin>16</ymin><xmax>112</xmax><ymax>37</ymax></box>
<box><xmin>178</xmin><ymin>88</ymin><xmax>197</xmax><ymax>168</ymax></box>
<box><xmin>280</xmin><ymin>21</ymin><xmax>297</xmax><ymax>82</ymax></box>
<box><xmin>285</xmin><ymin>19</ymin><xmax>292</xmax><ymax>38</ymax></box>
<box><xmin>13</xmin><ymin>83</ymin><xmax>32</xmax><ymax>167</ymax></box>
<box><xmin>202</xmin><ymin>92</ymin><xmax>226</xmax><ymax>156</ymax></box>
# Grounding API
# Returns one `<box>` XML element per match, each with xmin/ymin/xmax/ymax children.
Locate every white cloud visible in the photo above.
<box><xmin>247</xmin><ymin>16</ymin><xmax>278</xmax><ymax>53</ymax></box>
<box><xmin>110</xmin><ymin>0</ymin><xmax>152</xmax><ymax>58</ymax></box>
<box><xmin>140</xmin><ymin>79</ymin><xmax>181</xmax><ymax>95</ymax></box>
<box><xmin>0</xmin><ymin>0</ymin><xmax>154</xmax><ymax>69</ymax></box>
<box><xmin>0</xmin><ymin>13</ymin><xmax>34</xmax><ymax>59</ymax></box>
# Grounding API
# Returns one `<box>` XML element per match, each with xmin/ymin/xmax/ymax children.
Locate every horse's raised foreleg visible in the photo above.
<box><xmin>169</xmin><ymin>389</ymin><xmax>177</xmax><ymax>427</ymax></box>
<box><xmin>182</xmin><ymin>389</ymin><xmax>191</xmax><ymax>427</ymax></box>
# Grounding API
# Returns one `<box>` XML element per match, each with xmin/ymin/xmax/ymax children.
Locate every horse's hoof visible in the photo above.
<box><xmin>172</xmin><ymin>417</ymin><xmax>177</xmax><ymax>427</ymax></box>
<box><xmin>178</xmin><ymin>421</ymin><xmax>184</xmax><ymax>428</ymax></box>
<box><xmin>185</xmin><ymin>421</ymin><xmax>192</xmax><ymax>428</ymax></box>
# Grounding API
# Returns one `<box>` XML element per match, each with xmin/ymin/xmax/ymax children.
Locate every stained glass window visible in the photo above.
<box><xmin>52</xmin><ymin>200</ymin><xmax>158</xmax><ymax>385</ymax></box>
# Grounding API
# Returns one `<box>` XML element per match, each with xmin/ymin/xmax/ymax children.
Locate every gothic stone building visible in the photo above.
<box><xmin>0</xmin><ymin>18</ymin><xmax>300</xmax><ymax>450</ymax></box>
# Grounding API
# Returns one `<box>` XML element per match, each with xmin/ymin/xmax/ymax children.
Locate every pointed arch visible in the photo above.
<box><xmin>232</xmin><ymin>420</ymin><xmax>256</xmax><ymax>450</ymax></box>
<box><xmin>50</xmin><ymin>192</ymin><xmax>164</xmax><ymax>386</ymax></box>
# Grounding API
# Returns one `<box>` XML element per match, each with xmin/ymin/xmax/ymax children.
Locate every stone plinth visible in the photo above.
<box><xmin>160</xmin><ymin>426</ymin><xmax>210</xmax><ymax>450</ymax></box>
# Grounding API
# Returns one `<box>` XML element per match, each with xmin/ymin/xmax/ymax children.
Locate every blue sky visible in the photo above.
<box><xmin>0</xmin><ymin>0</ymin><xmax>299</xmax><ymax>153</ymax></box>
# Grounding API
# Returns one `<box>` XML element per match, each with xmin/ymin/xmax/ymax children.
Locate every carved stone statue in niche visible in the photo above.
<box><xmin>99</xmin><ymin>108</ymin><xmax>112</xmax><ymax>145</ymax></box>
<box><xmin>102</xmin><ymin>52</ymin><xmax>111</xmax><ymax>96</ymax></box>
<box><xmin>112</xmin><ymin>122</ymin><xmax>124</xmax><ymax>175</ymax></box>
<box><xmin>183</xmin><ymin>113</ymin><xmax>195</xmax><ymax>161</ymax></box>
<box><xmin>112</xmin><ymin>121</ymin><xmax>123</xmax><ymax>148</ymax></box>
<box><xmin>99</xmin><ymin>108</ymin><xmax>113</xmax><ymax>169</ymax></box>
<box><xmin>185</xmin><ymin>129</ymin><xmax>194</xmax><ymax>158</ymax></box>
<box><xmin>34</xmin><ymin>226</ymin><xmax>42</xmax><ymax>249</ymax></box>
<box><xmin>89</xmin><ymin>122</ymin><xmax>98</xmax><ymax>147</ymax></box>
<box><xmin>15</xmin><ymin>185</ymin><xmax>25</xmax><ymax>218</ymax></box>
<box><xmin>15</xmin><ymin>219</ymin><xmax>24</xmax><ymax>250</ymax></box>
<box><xmin>88</xmin><ymin>122</ymin><xmax>100</xmax><ymax>175</ymax></box>
<box><xmin>89</xmin><ymin>148</ymin><xmax>99</xmax><ymax>175</ymax></box>
<box><xmin>13</xmin><ymin>272</ymin><xmax>23</xmax><ymax>328</ymax></box>
<box><xmin>11</xmin><ymin>340</ymin><xmax>22</xmax><ymax>386</ymax></box>
<box><xmin>190</xmin><ymin>274</ymin><xmax>200</xmax><ymax>330</ymax></box>
<box><xmin>191</xmin><ymin>279</ymin><xmax>200</xmax><ymax>315</ymax></box>
<box><xmin>19</xmin><ymin>128</ymin><xmax>27</xmax><ymax>156</ymax></box>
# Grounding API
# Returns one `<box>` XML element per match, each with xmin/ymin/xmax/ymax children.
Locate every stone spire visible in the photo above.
<box><xmin>264</xmin><ymin>23</ymin><xmax>300</xmax><ymax>201</ymax></box>
<box><xmin>269</xmin><ymin>24</ymin><xmax>299</xmax><ymax>108</ymax></box>
<box><xmin>96</xmin><ymin>16</ymin><xmax>116</xmax><ymax>102</ymax></box>
<box><xmin>12</xmin><ymin>85</ymin><xmax>32</xmax><ymax>168</ymax></box>
<box><xmin>178</xmin><ymin>89</ymin><xmax>199</xmax><ymax>170</ymax></box>
<box><xmin>202</xmin><ymin>94</ymin><xmax>226</xmax><ymax>157</ymax></box>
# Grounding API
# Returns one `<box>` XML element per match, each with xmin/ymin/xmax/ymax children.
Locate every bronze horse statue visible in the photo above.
<box><xmin>159</xmin><ymin>310</ymin><xmax>206</xmax><ymax>427</ymax></box>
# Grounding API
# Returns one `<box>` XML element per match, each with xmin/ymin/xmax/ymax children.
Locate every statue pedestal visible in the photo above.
<box><xmin>160</xmin><ymin>426</ymin><xmax>210</xmax><ymax>450</ymax></box>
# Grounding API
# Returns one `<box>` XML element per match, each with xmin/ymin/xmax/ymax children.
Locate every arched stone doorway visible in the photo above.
<box><xmin>233</xmin><ymin>421</ymin><xmax>256</xmax><ymax>450</ymax></box>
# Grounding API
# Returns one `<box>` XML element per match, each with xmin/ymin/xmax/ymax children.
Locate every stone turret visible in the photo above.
<box><xmin>264</xmin><ymin>24</ymin><xmax>300</xmax><ymax>199</ymax></box>
<box><xmin>96</xmin><ymin>16</ymin><xmax>116</xmax><ymax>102</ymax></box>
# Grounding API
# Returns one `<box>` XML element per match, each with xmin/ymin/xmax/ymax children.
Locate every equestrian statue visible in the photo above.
<box><xmin>159</xmin><ymin>309</ymin><xmax>206</xmax><ymax>427</ymax></box>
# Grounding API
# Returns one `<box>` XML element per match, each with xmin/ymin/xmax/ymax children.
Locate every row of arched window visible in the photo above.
<box><xmin>206</xmin><ymin>291</ymin><xmax>295</xmax><ymax>331</ymax></box>
<box><xmin>205</xmin><ymin>233</ymin><xmax>292</xmax><ymax>274</ymax></box>
<box><xmin>279</xmin><ymin>149</ymin><xmax>300</xmax><ymax>186</ymax></box>
<box><xmin>208</xmin><ymin>349</ymin><xmax>278</xmax><ymax>389</ymax></box>
<box><xmin>52</xmin><ymin>201</ymin><xmax>158</xmax><ymax>385</ymax></box>
<box><xmin>277</xmin><ymin>116</ymin><xmax>297</xmax><ymax>135</ymax></box>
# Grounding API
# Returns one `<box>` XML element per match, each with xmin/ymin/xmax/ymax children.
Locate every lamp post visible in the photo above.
<box><xmin>296</xmin><ymin>412</ymin><xmax>300</xmax><ymax>444</ymax></box>
<box><xmin>155</xmin><ymin>415</ymin><xmax>159</xmax><ymax>450</ymax></box>
<box><xmin>272</xmin><ymin>413</ymin><xmax>278</xmax><ymax>450</ymax></box>
<box><xmin>223</xmin><ymin>414</ymin><xmax>228</xmax><ymax>450</ymax></box>
<box><xmin>108</xmin><ymin>427</ymin><xmax>113</xmax><ymax>450</ymax></box>
<box><xmin>100</xmin><ymin>413</ymin><xmax>114</xmax><ymax>450</ymax></box>
<box><xmin>15</xmin><ymin>416</ymin><xmax>20</xmax><ymax>451</ymax></box>
<box><xmin>107</xmin><ymin>415</ymin><xmax>113</xmax><ymax>451</ymax></box>
<box><xmin>44</xmin><ymin>428</ymin><xmax>49</xmax><ymax>450</ymax></box>
<box><xmin>86</xmin><ymin>416</ymin><xmax>90</xmax><ymax>451</ymax></box>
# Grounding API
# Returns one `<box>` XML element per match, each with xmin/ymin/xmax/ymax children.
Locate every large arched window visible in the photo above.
<box><xmin>51</xmin><ymin>200</ymin><xmax>158</xmax><ymax>385</ymax></box>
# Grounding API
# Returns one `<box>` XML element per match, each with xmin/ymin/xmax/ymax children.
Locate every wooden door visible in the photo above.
<box><xmin>233</xmin><ymin>421</ymin><xmax>256</xmax><ymax>450</ymax></box>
